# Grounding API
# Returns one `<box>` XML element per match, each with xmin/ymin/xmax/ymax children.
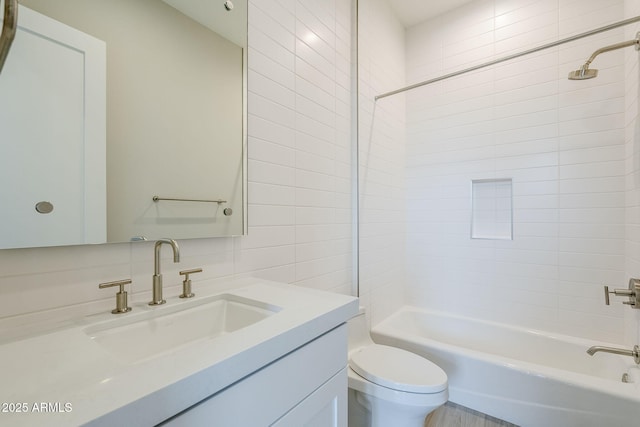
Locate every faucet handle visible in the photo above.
<box><xmin>99</xmin><ymin>279</ymin><xmax>133</xmax><ymax>314</ymax></box>
<box><xmin>603</xmin><ymin>278</ymin><xmax>640</xmax><ymax>308</ymax></box>
<box><xmin>604</xmin><ymin>285</ymin><xmax>635</xmax><ymax>305</ymax></box>
<box><xmin>179</xmin><ymin>268</ymin><xmax>203</xmax><ymax>298</ymax></box>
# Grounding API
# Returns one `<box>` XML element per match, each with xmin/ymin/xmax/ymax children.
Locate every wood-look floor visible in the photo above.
<box><xmin>425</xmin><ymin>402</ymin><xmax>518</xmax><ymax>427</ymax></box>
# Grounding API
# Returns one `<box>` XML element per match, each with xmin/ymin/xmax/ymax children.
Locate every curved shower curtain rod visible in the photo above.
<box><xmin>375</xmin><ymin>15</ymin><xmax>640</xmax><ymax>101</ymax></box>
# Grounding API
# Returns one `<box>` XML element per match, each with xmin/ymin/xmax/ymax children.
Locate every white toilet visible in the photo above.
<box><xmin>347</xmin><ymin>308</ymin><xmax>448</xmax><ymax>427</ymax></box>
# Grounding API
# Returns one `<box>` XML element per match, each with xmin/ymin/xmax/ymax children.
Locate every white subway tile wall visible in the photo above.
<box><xmin>358</xmin><ymin>0</ymin><xmax>407</xmax><ymax>326</ymax></box>
<box><xmin>400</xmin><ymin>0</ymin><xmax>639</xmax><ymax>343</ymax></box>
<box><xmin>624</xmin><ymin>0</ymin><xmax>640</xmax><ymax>344</ymax></box>
<box><xmin>0</xmin><ymin>0</ymin><xmax>353</xmax><ymax>319</ymax></box>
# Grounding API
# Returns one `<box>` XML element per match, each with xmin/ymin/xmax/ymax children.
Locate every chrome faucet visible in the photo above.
<box><xmin>587</xmin><ymin>345</ymin><xmax>640</xmax><ymax>364</ymax></box>
<box><xmin>149</xmin><ymin>238</ymin><xmax>180</xmax><ymax>306</ymax></box>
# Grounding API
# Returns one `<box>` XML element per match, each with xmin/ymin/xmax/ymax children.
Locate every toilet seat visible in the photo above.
<box><xmin>349</xmin><ymin>344</ymin><xmax>447</xmax><ymax>394</ymax></box>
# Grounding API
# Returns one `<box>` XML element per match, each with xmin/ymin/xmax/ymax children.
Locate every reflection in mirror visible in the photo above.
<box><xmin>0</xmin><ymin>0</ymin><xmax>247</xmax><ymax>249</ymax></box>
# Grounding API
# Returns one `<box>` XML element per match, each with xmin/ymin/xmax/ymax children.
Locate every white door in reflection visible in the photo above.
<box><xmin>0</xmin><ymin>5</ymin><xmax>106</xmax><ymax>249</ymax></box>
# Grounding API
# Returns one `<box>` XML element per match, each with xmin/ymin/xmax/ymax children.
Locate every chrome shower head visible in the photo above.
<box><xmin>568</xmin><ymin>32</ymin><xmax>640</xmax><ymax>81</ymax></box>
<box><xmin>568</xmin><ymin>66</ymin><xmax>598</xmax><ymax>80</ymax></box>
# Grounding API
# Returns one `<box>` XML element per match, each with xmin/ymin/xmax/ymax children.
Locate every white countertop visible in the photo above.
<box><xmin>0</xmin><ymin>279</ymin><xmax>358</xmax><ymax>426</ymax></box>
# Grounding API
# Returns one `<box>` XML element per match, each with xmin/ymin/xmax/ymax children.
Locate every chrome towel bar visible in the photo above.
<box><xmin>152</xmin><ymin>196</ymin><xmax>227</xmax><ymax>204</ymax></box>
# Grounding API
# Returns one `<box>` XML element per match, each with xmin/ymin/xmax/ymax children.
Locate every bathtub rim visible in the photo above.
<box><xmin>371</xmin><ymin>305</ymin><xmax>640</xmax><ymax>402</ymax></box>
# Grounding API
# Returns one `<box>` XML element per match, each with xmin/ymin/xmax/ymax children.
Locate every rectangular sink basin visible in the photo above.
<box><xmin>85</xmin><ymin>294</ymin><xmax>281</xmax><ymax>363</ymax></box>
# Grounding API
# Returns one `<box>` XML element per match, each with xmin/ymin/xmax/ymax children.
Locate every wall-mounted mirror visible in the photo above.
<box><xmin>0</xmin><ymin>0</ymin><xmax>247</xmax><ymax>249</ymax></box>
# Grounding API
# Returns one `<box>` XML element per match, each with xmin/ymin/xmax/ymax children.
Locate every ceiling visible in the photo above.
<box><xmin>162</xmin><ymin>0</ymin><xmax>247</xmax><ymax>46</ymax></box>
<box><xmin>388</xmin><ymin>0</ymin><xmax>476</xmax><ymax>28</ymax></box>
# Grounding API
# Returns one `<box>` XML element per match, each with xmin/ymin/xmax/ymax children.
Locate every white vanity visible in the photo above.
<box><xmin>0</xmin><ymin>280</ymin><xmax>358</xmax><ymax>426</ymax></box>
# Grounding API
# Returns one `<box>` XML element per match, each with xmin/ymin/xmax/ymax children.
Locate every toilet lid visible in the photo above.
<box><xmin>349</xmin><ymin>345</ymin><xmax>447</xmax><ymax>393</ymax></box>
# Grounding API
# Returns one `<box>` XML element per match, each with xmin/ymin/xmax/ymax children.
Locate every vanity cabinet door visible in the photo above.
<box><xmin>271</xmin><ymin>368</ymin><xmax>347</xmax><ymax>427</ymax></box>
<box><xmin>161</xmin><ymin>324</ymin><xmax>348</xmax><ymax>427</ymax></box>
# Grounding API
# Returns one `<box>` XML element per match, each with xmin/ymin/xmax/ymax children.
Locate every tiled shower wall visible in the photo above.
<box><xmin>624</xmin><ymin>0</ymin><xmax>640</xmax><ymax>345</ymax></box>
<box><xmin>0</xmin><ymin>0</ymin><xmax>354</xmax><ymax>319</ymax></box>
<box><xmin>358</xmin><ymin>0</ymin><xmax>407</xmax><ymax>326</ymax></box>
<box><xmin>401</xmin><ymin>0</ymin><xmax>640</xmax><ymax>343</ymax></box>
<box><xmin>243</xmin><ymin>0</ymin><xmax>353</xmax><ymax>291</ymax></box>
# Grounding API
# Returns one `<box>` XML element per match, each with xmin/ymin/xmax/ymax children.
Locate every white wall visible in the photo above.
<box><xmin>358</xmin><ymin>0</ymin><xmax>407</xmax><ymax>326</ymax></box>
<box><xmin>402</xmin><ymin>0</ymin><xmax>638</xmax><ymax>343</ymax></box>
<box><xmin>6</xmin><ymin>0</ymin><xmax>638</xmax><ymax>348</ymax></box>
<box><xmin>0</xmin><ymin>0</ymin><xmax>353</xmax><ymax>320</ymax></box>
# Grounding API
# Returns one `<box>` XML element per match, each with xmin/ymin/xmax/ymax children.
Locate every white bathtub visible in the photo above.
<box><xmin>371</xmin><ymin>307</ymin><xmax>640</xmax><ymax>427</ymax></box>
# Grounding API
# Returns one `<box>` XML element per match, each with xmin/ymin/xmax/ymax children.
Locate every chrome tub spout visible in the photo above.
<box><xmin>586</xmin><ymin>345</ymin><xmax>640</xmax><ymax>364</ymax></box>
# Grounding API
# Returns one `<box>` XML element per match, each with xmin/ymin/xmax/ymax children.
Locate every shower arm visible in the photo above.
<box><xmin>0</xmin><ymin>0</ymin><xmax>17</xmax><ymax>74</ymax></box>
<box><xmin>580</xmin><ymin>33</ymin><xmax>640</xmax><ymax>71</ymax></box>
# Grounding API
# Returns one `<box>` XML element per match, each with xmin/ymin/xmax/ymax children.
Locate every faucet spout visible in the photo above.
<box><xmin>154</xmin><ymin>238</ymin><xmax>180</xmax><ymax>275</ymax></box>
<box><xmin>149</xmin><ymin>239</ymin><xmax>180</xmax><ymax>306</ymax></box>
<box><xmin>587</xmin><ymin>345</ymin><xmax>640</xmax><ymax>364</ymax></box>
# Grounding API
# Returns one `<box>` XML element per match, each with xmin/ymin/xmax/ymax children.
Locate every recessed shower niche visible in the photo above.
<box><xmin>471</xmin><ymin>179</ymin><xmax>513</xmax><ymax>240</ymax></box>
